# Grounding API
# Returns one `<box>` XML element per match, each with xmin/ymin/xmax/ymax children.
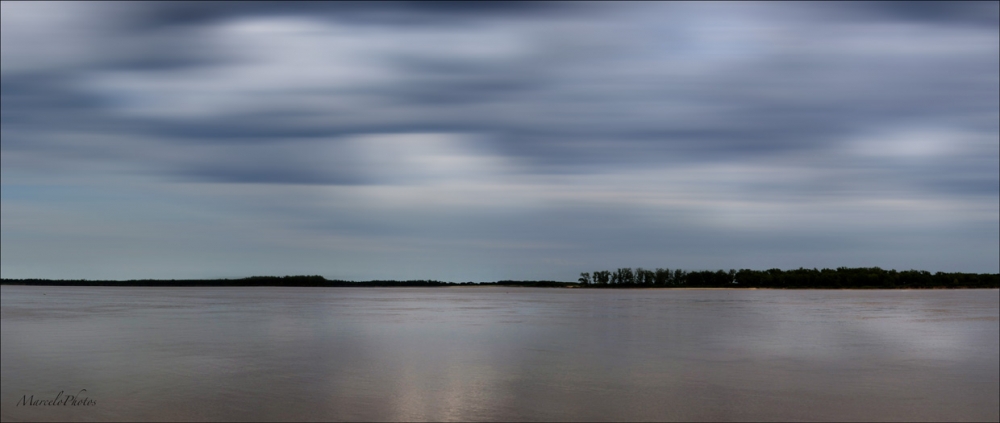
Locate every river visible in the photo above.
<box><xmin>2</xmin><ymin>286</ymin><xmax>997</xmax><ymax>421</ymax></box>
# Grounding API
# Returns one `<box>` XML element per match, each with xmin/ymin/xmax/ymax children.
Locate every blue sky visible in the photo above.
<box><xmin>2</xmin><ymin>2</ymin><xmax>997</xmax><ymax>281</ymax></box>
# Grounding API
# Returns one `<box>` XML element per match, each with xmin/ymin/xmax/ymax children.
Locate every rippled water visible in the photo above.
<box><xmin>2</xmin><ymin>286</ymin><xmax>997</xmax><ymax>422</ymax></box>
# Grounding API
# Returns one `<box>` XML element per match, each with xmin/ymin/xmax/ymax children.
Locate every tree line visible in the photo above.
<box><xmin>577</xmin><ymin>267</ymin><xmax>999</xmax><ymax>289</ymax></box>
<box><xmin>2</xmin><ymin>268</ymin><xmax>997</xmax><ymax>288</ymax></box>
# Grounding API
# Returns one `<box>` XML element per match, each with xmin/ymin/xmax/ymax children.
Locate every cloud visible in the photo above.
<box><xmin>1</xmin><ymin>2</ymin><xmax>997</xmax><ymax>279</ymax></box>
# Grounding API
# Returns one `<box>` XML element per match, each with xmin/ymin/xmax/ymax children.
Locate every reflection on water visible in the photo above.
<box><xmin>2</xmin><ymin>287</ymin><xmax>997</xmax><ymax>422</ymax></box>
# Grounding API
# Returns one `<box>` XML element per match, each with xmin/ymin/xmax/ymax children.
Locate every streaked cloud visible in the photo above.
<box><xmin>2</xmin><ymin>1</ymin><xmax>997</xmax><ymax>280</ymax></box>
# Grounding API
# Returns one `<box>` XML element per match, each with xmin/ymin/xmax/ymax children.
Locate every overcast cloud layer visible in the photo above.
<box><xmin>2</xmin><ymin>2</ymin><xmax>998</xmax><ymax>281</ymax></box>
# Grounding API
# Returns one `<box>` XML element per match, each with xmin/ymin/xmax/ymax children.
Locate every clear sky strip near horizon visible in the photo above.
<box><xmin>1</xmin><ymin>2</ymin><xmax>998</xmax><ymax>281</ymax></box>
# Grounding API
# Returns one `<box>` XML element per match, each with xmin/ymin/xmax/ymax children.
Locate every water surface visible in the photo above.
<box><xmin>2</xmin><ymin>287</ymin><xmax>997</xmax><ymax>421</ymax></box>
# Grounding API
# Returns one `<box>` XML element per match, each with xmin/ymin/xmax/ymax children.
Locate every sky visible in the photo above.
<box><xmin>1</xmin><ymin>1</ymin><xmax>998</xmax><ymax>281</ymax></box>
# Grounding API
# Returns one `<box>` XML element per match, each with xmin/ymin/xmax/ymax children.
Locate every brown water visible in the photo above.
<box><xmin>1</xmin><ymin>286</ymin><xmax>997</xmax><ymax>422</ymax></box>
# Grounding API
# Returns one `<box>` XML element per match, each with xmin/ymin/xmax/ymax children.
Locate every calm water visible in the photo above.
<box><xmin>1</xmin><ymin>286</ymin><xmax>997</xmax><ymax>422</ymax></box>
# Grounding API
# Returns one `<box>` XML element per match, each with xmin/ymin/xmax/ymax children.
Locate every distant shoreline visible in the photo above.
<box><xmin>2</xmin><ymin>274</ymin><xmax>998</xmax><ymax>290</ymax></box>
<box><xmin>4</xmin><ymin>268</ymin><xmax>999</xmax><ymax>289</ymax></box>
